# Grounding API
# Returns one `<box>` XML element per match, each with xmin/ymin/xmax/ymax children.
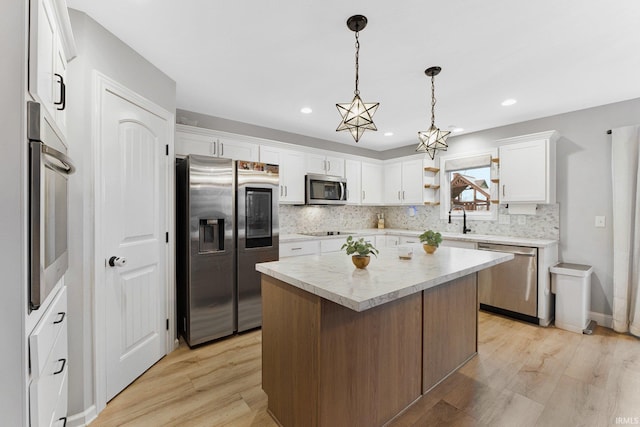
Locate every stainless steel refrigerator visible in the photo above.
<box><xmin>176</xmin><ymin>155</ymin><xmax>279</xmax><ymax>347</ymax></box>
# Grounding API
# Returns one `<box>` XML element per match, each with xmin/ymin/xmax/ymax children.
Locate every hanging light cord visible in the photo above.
<box><xmin>430</xmin><ymin>74</ymin><xmax>436</xmax><ymax>127</ymax></box>
<box><xmin>354</xmin><ymin>31</ymin><xmax>360</xmax><ymax>95</ymax></box>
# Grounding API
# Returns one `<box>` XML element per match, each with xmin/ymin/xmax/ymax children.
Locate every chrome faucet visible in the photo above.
<box><xmin>449</xmin><ymin>205</ymin><xmax>471</xmax><ymax>234</ymax></box>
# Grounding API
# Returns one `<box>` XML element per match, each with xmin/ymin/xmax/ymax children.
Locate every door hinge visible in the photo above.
<box><xmin>166</xmin><ymin>232</ymin><xmax>169</xmax><ymax>243</ymax></box>
<box><xmin>166</xmin><ymin>319</ymin><xmax>169</xmax><ymax>330</ymax></box>
<box><xmin>166</xmin><ymin>144</ymin><xmax>169</xmax><ymax>156</ymax></box>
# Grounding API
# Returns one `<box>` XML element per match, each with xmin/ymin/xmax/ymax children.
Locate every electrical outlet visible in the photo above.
<box><xmin>498</xmin><ymin>214</ymin><xmax>510</xmax><ymax>225</ymax></box>
<box><xmin>517</xmin><ymin>216</ymin><xmax>526</xmax><ymax>225</ymax></box>
<box><xmin>595</xmin><ymin>216</ymin><xmax>606</xmax><ymax>228</ymax></box>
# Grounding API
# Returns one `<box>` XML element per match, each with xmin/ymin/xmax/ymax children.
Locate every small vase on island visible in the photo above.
<box><xmin>351</xmin><ymin>255</ymin><xmax>371</xmax><ymax>269</ymax></box>
<box><xmin>423</xmin><ymin>244</ymin><xmax>437</xmax><ymax>254</ymax></box>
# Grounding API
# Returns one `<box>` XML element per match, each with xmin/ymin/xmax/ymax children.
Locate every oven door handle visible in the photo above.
<box><xmin>42</xmin><ymin>144</ymin><xmax>76</xmax><ymax>175</ymax></box>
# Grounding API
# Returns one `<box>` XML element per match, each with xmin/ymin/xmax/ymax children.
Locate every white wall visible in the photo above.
<box><xmin>387</xmin><ymin>97</ymin><xmax>640</xmax><ymax>319</ymax></box>
<box><xmin>0</xmin><ymin>0</ymin><xmax>29</xmax><ymax>425</ymax></box>
<box><xmin>66</xmin><ymin>9</ymin><xmax>176</xmax><ymax>421</ymax></box>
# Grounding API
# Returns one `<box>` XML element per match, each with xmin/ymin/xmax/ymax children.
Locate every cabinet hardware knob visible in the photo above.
<box><xmin>53</xmin><ymin>312</ymin><xmax>66</xmax><ymax>324</ymax></box>
<box><xmin>54</xmin><ymin>73</ymin><xmax>66</xmax><ymax>111</ymax></box>
<box><xmin>53</xmin><ymin>358</ymin><xmax>66</xmax><ymax>375</ymax></box>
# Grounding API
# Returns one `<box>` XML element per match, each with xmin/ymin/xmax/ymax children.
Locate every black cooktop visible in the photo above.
<box><xmin>300</xmin><ymin>231</ymin><xmax>357</xmax><ymax>237</ymax></box>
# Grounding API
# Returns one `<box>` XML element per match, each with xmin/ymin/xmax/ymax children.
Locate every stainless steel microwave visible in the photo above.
<box><xmin>28</xmin><ymin>101</ymin><xmax>76</xmax><ymax>310</ymax></box>
<box><xmin>305</xmin><ymin>174</ymin><xmax>347</xmax><ymax>205</ymax></box>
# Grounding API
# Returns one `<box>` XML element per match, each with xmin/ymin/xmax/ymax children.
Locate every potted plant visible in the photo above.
<box><xmin>419</xmin><ymin>230</ymin><xmax>443</xmax><ymax>254</ymax></box>
<box><xmin>341</xmin><ymin>235</ymin><xmax>379</xmax><ymax>269</ymax></box>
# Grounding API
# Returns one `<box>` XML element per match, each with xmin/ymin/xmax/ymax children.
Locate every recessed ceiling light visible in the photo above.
<box><xmin>300</xmin><ymin>107</ymin><xmax>312</xmax><ymax>114</ymax></box>
<box><xmin>501</xmin><ymin>99</ymin><xmax>517</xmax><ymax>106</ymax></box>
<box><xmin>451</xmin><ymin>127</ymin><xmax>464</xmax><ymax>133</ymax></box>
<box><xmin>384</xmin><ymin>132</ymin><xmax>394</xmax><ymax>137</ymax></box>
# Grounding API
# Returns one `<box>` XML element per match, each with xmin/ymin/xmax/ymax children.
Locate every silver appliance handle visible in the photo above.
<box><xmin>339</xmin><ymin>181</ymin><xmax>346</xmax><ymax>201</ymax></box>
<box><xmin>42</xmin><ymin>144</ymin><xmax>76</xmax><ymax>175</ymax></box>
<box><xmin>477</xmin><ymin>244</ymin><xmax>536</xmax><ymax>257</ymax></box>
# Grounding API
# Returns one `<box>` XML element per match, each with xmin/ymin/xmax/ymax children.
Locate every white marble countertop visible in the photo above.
<box><xmin>256</xmin><ymin>246</ymin><xmax>513</xmax><ymax>312</ymax></box>
<box><xmin>280</xmin><ymin>228</ymin><xmax>557</xmax><ymax>248</ymax></box>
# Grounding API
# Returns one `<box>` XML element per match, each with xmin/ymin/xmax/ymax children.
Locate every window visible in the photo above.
<box><xmin>439</xmin><ymin>151</ymin><xmax>497</xmax><ymax>221</ymax></box>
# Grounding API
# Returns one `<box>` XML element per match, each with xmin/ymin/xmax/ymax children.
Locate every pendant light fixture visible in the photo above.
<box><xmin>336</xmin><ymin>15</ymin><xmax>379</xmax><ymax>143</ymax></box>
<box><xmin>416</xmin><ymin>66</ymin><xmax>450</xmax><ymax>159</ymax></box>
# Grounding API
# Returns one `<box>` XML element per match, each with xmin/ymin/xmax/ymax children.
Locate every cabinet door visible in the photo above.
<box><xmin>175</xmin><ymin>131</ymin><xmax>213</xmax><ymax>157</ymax></box>
<box><xmin>53</xmin><ymin>34</ymin><xmax>67</xmax><ymax>136</ymax></box>
<box><xmin>30</xmin><ymin>0</ymin><xmax>58</xmax><ymax>119</ymax></box>
<box><xmin>401</xmin><ymin>159</ymin><xmax>424</xmax><ymax>204</ymax></box>
<box><xmin>361</xmin><ymin>162</ymin><xmax>383</xmax><ymax>204</ymax></box>
<box><xmin>216</xmin><ymin>137</ymin><xmax>259</xmax><ymax>161</ymax></box>
<box><xmin>384</xmin><ymin>162</ymin><xmax>402</xmax><ymax>204</ymax></box>
<box><xmin>345</xmin><ymin>159</ymin><xmax>361</xmax><ymax>204</ymax></box>
<box><xmin>499</xmin><ymin>139</ymin><xmax>547</xmax><ymax>203</ymax></box>
<box><xmin>281</xmin><ymin>149</ymin><xmax>306</xmax><ymax>204</ymax></box>
<box><xmin>305</xmin><ymin>153</ymin><xmax>327</xmax><ymax>175</ymax></box>
<box><xmin>325</xmin><ymin>155</ymin><xmax>345</xmax><ymax>177</ymax></box>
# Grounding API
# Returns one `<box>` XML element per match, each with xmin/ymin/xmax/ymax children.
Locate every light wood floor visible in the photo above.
<box><xmin>90</xmin><ymin>312</ymin><xmax>640</xmax><ymax>427</ymax></box>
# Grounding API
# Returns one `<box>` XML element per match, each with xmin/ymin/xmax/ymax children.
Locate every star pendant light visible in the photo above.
<box><xmin>336</xmin><ymin>15</ymin><xmax>379</xmax><ymax>143</ymax></box>
<box><xmin>416</xmin><ymin>66</ymin><xmax>450</xmax><ymax>159</ymax></box>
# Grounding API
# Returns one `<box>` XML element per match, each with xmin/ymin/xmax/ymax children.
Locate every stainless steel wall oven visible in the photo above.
<box><xmin>28</xmin><ymin>101</ymin><xmax>75</xmax><ymax>311</ymax></box>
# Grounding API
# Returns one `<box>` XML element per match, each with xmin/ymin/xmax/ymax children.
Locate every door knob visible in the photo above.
<box><xmin>108</xmin><ymin>256</ymin><xmax>127</xmax><ymax>267</ymax></box>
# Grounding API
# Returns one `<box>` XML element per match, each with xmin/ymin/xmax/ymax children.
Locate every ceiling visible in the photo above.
<box><xmin>66</xmin><ymin>0</ymin><xmax>640</xmax><ymax>151</ymax></box>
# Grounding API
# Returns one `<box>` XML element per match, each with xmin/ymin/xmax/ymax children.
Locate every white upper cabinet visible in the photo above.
<box><xmin>260</xmin><ymin>145</ymin><xmax>306</xmax><ymax>204</ymax></box>
<box><xmin>360</xmin><ymin>161</ymin><xmax>383</xmax><ymax>205</ymax></box>
<box><xmin>29</xmin><ymin>0</ymin><xmax>76</xmax><ymax>137</ymax></box>
<box><xmin>498</xmin><ymin>131</ymin><xmax>558</xmax><ymax>204</ymax></box>
<box><xmin>383</xmin><ymin>158</ymin><xmax>424</xmax><ymax>205</ymax></box>
<box><xmin>175</xmin><ymin>125</ymin><xmax>259</xmax><ymax>161</ymax></box>
<box><xmin>344</xmin><ymin>159</ymin><xmax>361</xmax><ymax>204</ymax></box>
<box><xmin>306</xmin><ymin>153</ymin><xmax>345</xmax><ymax>177</ymax></box>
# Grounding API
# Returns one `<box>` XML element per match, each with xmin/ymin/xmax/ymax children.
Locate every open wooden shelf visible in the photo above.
<box><xmin>424</xmin><ymin>167</ymin><xmax>440</xmax><ymax>173</ymax></box>
<box><xmin>490</xmin><ymin>178</ymin><xmax>499</xmax><ymax>183</ymax></box>
<box><xmin>490</xmin><ymin>200</ymin><xmax>500</xmax><ymax>204</ymax></box>
<box><xmin>491</xmin><ymin>158</ymin><xmax>500</xmax><ymax>163</ymax></box>
<box><xmin>424</xmin><ymin>184</ymin><xmax>441</xmax><ymax>189</ymax></box>
<box><xmin>423</xmin><ymin>201</ymin><xmax>441</xmax><ymax>206</ymax></box>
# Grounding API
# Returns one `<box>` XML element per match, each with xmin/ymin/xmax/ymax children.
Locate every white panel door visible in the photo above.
<box><xmin>361</xmin><ymin>162</ymin><xmax>383</xmax><ymax>204</ymax></box>
<box><xmin>102</xmin><ymin>89</ymin><xmax>167</xmax><ymax>401</ymax></box>
<box><xmin>384</xmin><ymin>162</ymin><xmax>402</xmax><ymax>204</ymax></box>
<box><xmin>499</xmin><ymin>139</ymin><xmax>547</xmax><ymax>202</ymax></box>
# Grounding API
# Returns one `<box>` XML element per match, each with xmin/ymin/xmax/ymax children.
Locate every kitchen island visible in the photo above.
<box><xmin>256</xmin><ymin>246</ymin><xmax>513</xmax><ymax>427</ymax></box>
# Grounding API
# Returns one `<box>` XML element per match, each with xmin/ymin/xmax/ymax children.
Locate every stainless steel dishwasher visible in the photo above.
<box><xmin>477</xmin><ymin>243</ymin><xmax>538</xmax><ymax>323</ymax></box>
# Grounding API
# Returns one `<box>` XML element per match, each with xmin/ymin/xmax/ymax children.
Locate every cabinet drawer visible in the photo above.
<box><xmin>399</xmin><ymin>236</ymin><xmax>420</xmax><ymax>245</ymax></box>
<box><xmin>30</xmin><ymin>325</ymin><xmax>68</xmax><ymax>427</ymax></box>
<box><xmin>280</xmin><ymin>240</ymin><xmax>319</xmax><ymax>257</ymax></box>
<box><xmin>51</xmin><ymin>371</ymin><xmax>68</xmax><ymax>427</ymax></box>
<box><xmin>320</xmin><ymin>238</ymin><xmax>345</xmax><ymax>253</ymax></box>
<box><xmin>30</xmin><ymin>287</ymin><xmax>67</xmax><ymax>379</ymax></box>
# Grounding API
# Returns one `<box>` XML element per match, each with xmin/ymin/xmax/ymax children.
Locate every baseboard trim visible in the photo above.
<box><xmin>67</xmin><ymin>405</ymin><xmax>97</xmax><ymax>427</ymax></box>
<box><xmin>589</xmin><ymin>311</ymin><xmax>613</xmax><ymax>329</ymax></box>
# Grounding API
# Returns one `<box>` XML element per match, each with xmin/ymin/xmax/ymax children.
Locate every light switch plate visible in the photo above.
<box><xmin>595</xmin><ymin>216</ymin><xmax>606</xmax><ymax>228</ymax></box>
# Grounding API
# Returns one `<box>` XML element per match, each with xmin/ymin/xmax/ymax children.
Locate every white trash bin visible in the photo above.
<box><xmin>550</xmin><ymin>263</ymin><xmax>593</xmax><ymax>334</ymax></box>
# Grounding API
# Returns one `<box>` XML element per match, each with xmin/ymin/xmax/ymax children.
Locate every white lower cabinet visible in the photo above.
<box><xmin>399</xmin><ymin>236</ymin><xmax>420</xmax><ymax>245</ymax></box>
<box><xmin>29</xmin><ymin>286</ymin><xmax>68</xmax><ymax>427</ymax></box>
<box><xmin>376</xmin><ymin>235</ymin><xmax>400</xmax><ymax>248</ymax></box>
<box><xmin>320</xmin><ymin>238</ymin><xmax>345</xmax><ymax>253</ymax></box>
<box><xmin>280</xmin><ymin>240</ymin><xmax>319</xmax><ymax>257</ymax></box>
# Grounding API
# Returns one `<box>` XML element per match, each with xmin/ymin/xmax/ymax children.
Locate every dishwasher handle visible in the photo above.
<box><xmin>477</xmin><ymin>244</ymin><xmax>536</xmax><ymax>257</ymax></box>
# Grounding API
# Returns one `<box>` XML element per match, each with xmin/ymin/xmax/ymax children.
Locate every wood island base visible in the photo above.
<box><xmin>261</xmin><ymin>273</ymin><xmax>478</xmax><ymax>427</ymax></box>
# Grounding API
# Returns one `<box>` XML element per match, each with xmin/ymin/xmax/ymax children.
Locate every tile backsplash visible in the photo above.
<box><xmin>279</xmin><ymin>204</ymin><xmax>559</xmax><ymax>241</ymax></box>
